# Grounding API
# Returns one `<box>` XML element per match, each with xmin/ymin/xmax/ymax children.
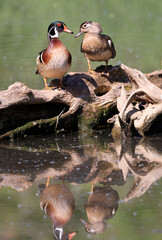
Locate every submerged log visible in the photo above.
<box><xmin>0</xmin><ymin>64</ymin><xmax>162</xmax><ymax>140</ymax></box>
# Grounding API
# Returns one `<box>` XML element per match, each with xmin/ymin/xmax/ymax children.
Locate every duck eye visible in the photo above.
<box><xmin>83</xmin><ymin>24</ymin><xmax>87</xmax><ymax>28</ymax></box>
<box><xmin>57</xmin><ymin>23</ymin><xmax>61</xmax><ymax>26</ymax></box>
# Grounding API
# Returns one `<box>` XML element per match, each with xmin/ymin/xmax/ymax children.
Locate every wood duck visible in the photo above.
<box><xmin>36</xmin><ymin>21</ymin><xmax>73</xmax><ymax>90</ymax></box>
<box><xmin>39</xmin><ymin>179</ymin><xmax>76</xmax><ymax>240</ymax></box>
<box><xmin>75</xmin><ymin>21</ymin><xmax>116</xmax><ymax>74</ymax></box>
<box><xmin>80</xmin><ymin>185</ymin><xmax>119</xmax><ymax>234</ymax></box>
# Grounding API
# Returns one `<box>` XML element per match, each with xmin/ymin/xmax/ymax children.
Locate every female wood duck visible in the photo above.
<box><xmin>81</xmin><ymin>185</ymin><xmax>119</xmax><ymax>234</ymax></box>
<box><xmin>75</xmin><ymin>21</ymin><xmax>116</xmax><ymax>74</ymax></box>
<box><xmin>39</xmin><ymin>179</ymin><xmax>76</xmax><ymax>240</ymax></box>
<box><xmin>36</xmin><ymin>21</ymin><xmax>73</xmax><ymax>90</ymax></box>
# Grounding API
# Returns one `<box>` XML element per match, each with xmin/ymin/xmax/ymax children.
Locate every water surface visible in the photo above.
<box><xmin>0</xmin><ymin>132</ymin><xmax>162</xmax><ymax>240</ymax></box>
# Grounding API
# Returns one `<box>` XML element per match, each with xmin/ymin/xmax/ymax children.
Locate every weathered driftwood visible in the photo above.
<box><xmin>0</xmin><ymin>65</ymin><xmax>129</xmax><ymax>139</ymax></box>
<box><xmin>111</xmin><ymin>64</ymin><xmax>162</xmax><ymax>138</ymax></box>
<box><xmin>0</xmin><ymin>64</ymin><xmax>162</xmax><ymax>139</ymax></box>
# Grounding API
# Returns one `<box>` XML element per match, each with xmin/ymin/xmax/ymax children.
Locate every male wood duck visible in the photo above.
<box><xmin>81</xmin><ymin>185</ymin><xmax>119</xmax><ymax>234</ymax></box>
<box><xmin>39</xmin><ymin>179</ymin><xmax>76</xmax><ymax>240</ymax></box>
<box><xmin>36</xmin><ymin>21</ymin><xmax>73</xmax><ymax>90</ymax></box>
<box><xmin>75</xmin><ymin>21</ymin><xmax>116</xmax><ymax>74</ymax></box>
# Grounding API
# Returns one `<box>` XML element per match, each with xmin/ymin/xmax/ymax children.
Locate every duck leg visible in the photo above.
<box><xmin>46</xmin><ymin>177</ymin><xmax>50</xmax><ymax>187</ymax></box>
<box><xmin>58</xmin><ymin>77</ymin><xmax>67</xmax><ymax>91</ymax></box>
<box><xmin>91</xmin><ymin>183</ymin><xmax>94</xmax><ymax>193</ymax></box>
<box><xmin>43</xmin><ymin>77</ymin><xmax>49</xmax><ymax>89</ymax></box>
<box><xmin>85</xmin><ymin>54</ymin><xmax>97</xmax><ymax>74</ymax></box>
<box><xmin>100</xmin><ymin>61</ymin><xmax>110</xmax><ymax>76</ymax></box>
<box><xmin>105</xmin><ymin>60</ymin><xmax>109</xmax><ymax>76</ymax></box>
<box><xmin>105</xmin><ymin>60</ymin><xmax>108</xmax><ymax>71</ymax></box>
<box><xmin>59</xmin><ymin>77</ymin><xmax>63</xmax><ymax>90</ymax></box>
<box><xmin>43</xmin><ymin>77</ymin><xmax>55</xmax><ymax>90</ymax></box>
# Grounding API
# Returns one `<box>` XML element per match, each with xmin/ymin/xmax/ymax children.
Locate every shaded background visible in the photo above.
<box><xmin>0</xmin><ymin>0</ymin><xmax>161</xmax><ymax>89</ymax></box>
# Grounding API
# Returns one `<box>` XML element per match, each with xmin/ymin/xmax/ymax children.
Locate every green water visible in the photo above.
<box><xmin>0</xmin><ymin>132</ymin><xmax>162</xmax><ymax>240</ymax></box>
<box><xmin>0</xmin><ymin>0</ymin><xmax>161</xmax><ymax>89</ymax></box>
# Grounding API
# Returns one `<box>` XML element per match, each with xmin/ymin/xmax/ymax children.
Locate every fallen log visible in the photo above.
<box><xmin>0</xmin><ymin>64</ymin><xmax>162</xmax><ymax>140</ymax></box>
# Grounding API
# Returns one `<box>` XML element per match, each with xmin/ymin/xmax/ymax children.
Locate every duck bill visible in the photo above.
<box><xmin>68</xmin><ymin>232</ymin><xmax>77</xmax><ymax>240</ymax></box>
<box><xmin>80</xmin><ymin>218</ymin><xmax>87</xmax><ymax>225</ymax></box>
<box><xmin>63</xmin><ymin>26</ymin><xmax>74</xmax><ymax>34</ymax></box>
<box><xmin>75</xmin><ymin>31</ymin><xmax>83</xmax><ymax>38</ymax></box>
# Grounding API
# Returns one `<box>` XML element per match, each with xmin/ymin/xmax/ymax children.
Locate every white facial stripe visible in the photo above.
<box><xmin>54</xmin><ymin>227</ymin><xmax>63</xmax><ymax>239</ymax></box>
<box><xmin>40</xmin><ymin>51</ymin><xmax>45</xmax><ymax>64</ymax></box>
<box><xmin>50</xmin><ymin>26</ymin><xmax>59</xmax><ymax>38</ymax></box>
<box><xmin>43</xmin><ymin>203</ymin><xmax>48</xmax><ymax>214</ymax></box>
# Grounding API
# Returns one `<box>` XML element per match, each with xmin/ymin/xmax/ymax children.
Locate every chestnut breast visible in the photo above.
<box><xmin>37</xmin><ymin>38</ymin><xmax>72</xmax><ymax>78</ymax></box>
<box><xmin>40</xmin><ymin>184</ymin><xmax>75</xmax><ymax>226</ymax></box>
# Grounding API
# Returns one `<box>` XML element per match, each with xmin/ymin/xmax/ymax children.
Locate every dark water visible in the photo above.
<box><xmin>0</xmin><ymin>131</ymin><xmax>162</xmax><ymax>240</ymax></box>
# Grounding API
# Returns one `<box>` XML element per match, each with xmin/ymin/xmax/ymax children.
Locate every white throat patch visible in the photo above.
<box><xmin>50</xmin><ymin>26</ymin><xmax>59</xmax><ymax>38</ymax></box>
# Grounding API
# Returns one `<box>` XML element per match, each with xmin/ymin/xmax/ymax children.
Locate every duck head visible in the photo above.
<box><xmin>53</xmin><ymin>227</ymin><xmax>77</xmax><ymax>240</ymax></box>
<box><xmin>48</xmin><ymin>21</ymin><xmax>74</xmax><ymax>41</ymax></box>
<box><xmin>75</xmin><ymin>21</ymin><xmax>103</xmax><ymax>38</ymax></box>
<box><xmin>80</xmin><ymin>218</ymin><xmax>106</xmax><ymax>234</ymax></box>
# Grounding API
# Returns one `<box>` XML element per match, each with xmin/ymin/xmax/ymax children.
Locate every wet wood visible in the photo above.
<box><xmin>0</xmin><ymin>64</ymin><xmax>162</xmax><ymax>139</ymax></box>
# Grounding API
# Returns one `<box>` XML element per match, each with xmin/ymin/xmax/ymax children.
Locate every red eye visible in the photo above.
<box><xmin>57</xmin><ymin>23</ymin><xmax>61</xmax><ymax>26</ymax></box>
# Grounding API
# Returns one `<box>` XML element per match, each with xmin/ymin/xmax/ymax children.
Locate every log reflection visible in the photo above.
<box><xmin>116</xmin><ymin>139</ymin><xmax>162</xmax><ymax>201</ymax></box>
<box><xmin>0</xmin><ymin>135</ymin><xmax>162</xmax><ymax>201</ymax></box>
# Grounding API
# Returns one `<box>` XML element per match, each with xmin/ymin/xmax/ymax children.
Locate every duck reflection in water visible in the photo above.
<box><xmin>39</xmin><ymin>178</ymin><xmax>76</xmax><ymax>240</ymax></box>
<box><xmin>81</xmin><ymin>185</ymin><xmax>119</xmax><ymax>234</ymax></box>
